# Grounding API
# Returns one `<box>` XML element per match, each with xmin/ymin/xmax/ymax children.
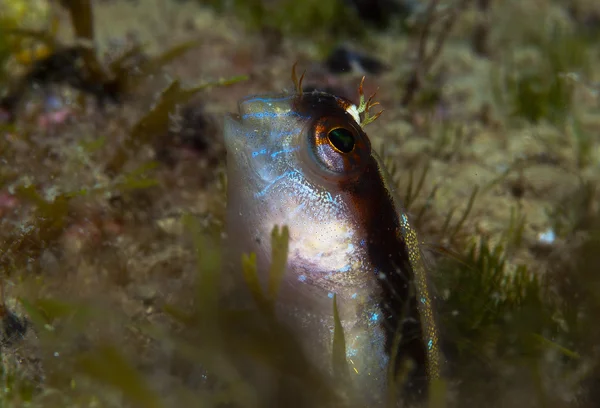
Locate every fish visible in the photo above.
<box><xmin>223</xmin><ymin>67</ymin><xmax>441</xmax><ymax>405</ymax></box>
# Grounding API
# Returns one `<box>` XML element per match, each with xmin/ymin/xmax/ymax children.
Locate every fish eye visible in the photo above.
<box><xmin>327</xmin><ymin>127</ymin><xmax>355</xmax><ymax>153</ymax></box>
<box><xmin>302</xmin><ymin>115</ymin><xmax>371</xmax><ymax>181</ymax></box>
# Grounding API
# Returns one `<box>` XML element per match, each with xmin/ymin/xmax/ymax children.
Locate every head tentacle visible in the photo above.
<box><xmin>291</xmin><ymin>62</ymin><xmax>306</xmax><ymax>96</ymax></box>
<box><xmin>357</xmin><ymin>76</ymin><xmax>383</xmax><ymax>127</ymax></box>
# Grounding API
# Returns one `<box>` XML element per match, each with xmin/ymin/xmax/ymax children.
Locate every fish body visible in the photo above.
<box><xmin>224</xmin><ymin>84</ymin><xmax>439</xmax><ymax>405</ymax></box>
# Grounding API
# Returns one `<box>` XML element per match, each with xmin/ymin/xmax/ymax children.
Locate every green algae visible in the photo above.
<box><xmin>492</xmin><ymin>20</ymin><xmax>592</xmax><ymax>126</ymax></box>
<box><xmin>202</xmin><ymin>0</ymin><xmax>364</xmax><ymax>42</ymax></box>
<box><xmin>436</xmin><ymin>238</ymin><xmax>549</xmax><ymax>360</ymax></box>
<box><xmin>107</xmin><ymin>76</ymin><xmax>247</xmax><ymax>174</ymax></box>
<box><xmin>76</xmin><ymin>345</ymin><xmax>163</xmax><ymax>408</ymax></box>
<box><xmin>239</xmin><ymin>225</ymin><xmax>289</xmax><ymax>317</ymax></box>
<box><xmin>172</xmin><ymin>217</ymin><xmax>346</xmax><ymax>407</ymax></box>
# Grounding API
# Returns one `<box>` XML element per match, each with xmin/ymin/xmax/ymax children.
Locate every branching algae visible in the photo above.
<box><xmin>223</xmin><ymin>66</ymin><xmax>441</xmax><ymax>406</ymax></box>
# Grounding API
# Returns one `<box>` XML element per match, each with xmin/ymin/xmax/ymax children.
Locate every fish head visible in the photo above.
<box><xmin>224</xmin><ymin>90</ymin><xmax>373</xmax><ymax>272</ymax></box>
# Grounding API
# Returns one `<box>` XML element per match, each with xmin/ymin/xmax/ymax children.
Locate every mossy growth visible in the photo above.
<box><xmin>0</xmin><ymin>0</ymin><xmax>247</xmax><ymax>275</ymax></box>
<box><xmin>567</xmin><ymin>115</ymin><xmax>596</xmax><ymax>170</ymax></box>
<box><xmin>0</xmin><ymin>0</ymin><xmax>226</xmax><ymax>119</ymax></box>
<box><xmin>0</xmin><ymin>24</ymin><xmax>11</xmax><ymax>86</ymax></box>
<box><xmin>427</xmin><ymin>177</ymin><xmax>600</xmax><ymax>405</ymax></box>
<box><xmin>201</xmin><ymin>0</ymin><xmax>365</xmax><ymax>42</ymax></box>
<box><xmin>381</xmin><ymin>119</ymin><xmax>598</xmax><ymax>405</ymax></box>
<box><xmin>160</xmin><ymin>217</ymin><xmax>350</xmax><ymax>407</ymax></box>
<box><xmin>434</xmin><ymin>239</ymin><xmax>551</xmax><ymax>361</ymax></box>
<box><xmin>106</xmin><ymin>75</ymin><xmax>247</xmax><ymax>174</ymax></box>
<box><xmin>0</xmin><ymin>0</ymin><xmax>55</xmax><ymax>76</ymax></box>
<box><xmin>492</xmin><ymin>20</ymin><xmax>591</xmax><ymax>126</ymax></box>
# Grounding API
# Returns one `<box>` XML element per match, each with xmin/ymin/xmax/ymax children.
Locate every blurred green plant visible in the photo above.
<box><xmin>492</xmin><ymin>22</ymin><xmax>591</xmax><ymax>126</ymax></box>
<box><xmin>427</xmin><ymin>223</ymin><xmax>600</xmax><ymax>406</ymax></box>
<box><xmin>0</xmin><ymin>28</ymin><xmax>10</xmax><ymax>87</ymax></box>
<box><xmin>0</xmin><ymin>0</ymin><xmax>222</xmax><ymax>119</ymax></box>
<box><xmin>0</xmin><ymin>158</ymin><xmax>161</xmax><ymax>274</ymax></box>
<box><xmin>567</xmin><ymin>114</ymin><xmax>595</xmax><ymax>170</ymax></box>
<box><xmin>435</xmin><ymin>238</ymin><xmax>553</xmax><ymax>363</ymax></box>
<box><xmin>240</xmin><ymin>225</ymin><xmax>289</xmax><ymax>317</ymax></box>
<box><xmin>159</xmin><ymin>216</ymin><xmax>349</xmax><ymax>407</ymax></box>
<box><xmin>16</xmin><ymin>294</ymin><xmax>165</xmax><ymax>408</ymax></box>
<box><xmin>76</xmin><ymin>345</ymin><xmax>164</xmax><ymax>408</ymax></box>
<box><xmin>430</xmin><ymin>122</ymin><xmax>467</xmax><ymax>162</ymax></box>
<box><xmin>0</xmin><ymin>356</ymin><xmax>37</xmax><ymax>407</ymax></box>
<box><xmin>0</xmin><ymin>0</ymin><xmax>55</xmax><ymax>86</ymax></box>
<box><xmin>201</xmin><ymin>0</ymin><xmax>364</xmax><ymax>41</ymax></box>
<box><xmin>106</xmin><ymin>76</ymin><xmax>247</xmax><ymax>174</ymax></box>
<box><xmin>500</xmin><ymin>206</ymin><xmax>526</xmax><ymax>256</ymax></box>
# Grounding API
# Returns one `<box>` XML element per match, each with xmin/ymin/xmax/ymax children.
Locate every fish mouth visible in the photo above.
<box><xmin>223</xmin><ymin>111</ymin><xmax>267</xmax><ymax>186</ymax></box>
<box><xmin>225</xmin><ymin>111</ymin><xmax>242</xmax><ymax>122</ymax></box>
<box><xmin>223</xmin><ymin>114</ymin><xmax>239</xmax><ymax>152</ymax></box>
<box><xmin>223</xmin><ymin>112</ymin><xmax>248</xmax><ymax>160</ymax></box>
<box><xmin>224</xmin><ymin>111</ymin><xmax>243</xmax><ymax>130</ymax></box>
<box><xmin>224</xmin><ymin>93</ymin><xmax>300</xmax><ymax>186</ymax></box>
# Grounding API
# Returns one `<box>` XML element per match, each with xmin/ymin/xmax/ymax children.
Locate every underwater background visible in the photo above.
<box><xmin>0</xmin><ymin>0</ymin><xmax>599</xmax><ymax>407</ymax></box>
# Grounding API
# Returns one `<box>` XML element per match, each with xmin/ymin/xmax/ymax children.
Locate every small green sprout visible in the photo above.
<box><xmin>567</xmin><ymin>115</ymin><xmax>595</xmax><ymax>170</ymax></box>
<box><xmin>240</xmin><ymin>225</ymin><xmax>289</xmax><ymax>317</ymax></box>
<box><xmin>182</xmin><ymin>212</ymin><xmax>221</xmax><ymax>329</ymax></box>
<box><xmin>331</xmin><ymin>294</ymin><xmax>349</xmax><ymax>382</ymax></box>
<box><xmin>442</xmin><ymin>185</ymin><xmax>479</xmax><ymax>244</ymax></box>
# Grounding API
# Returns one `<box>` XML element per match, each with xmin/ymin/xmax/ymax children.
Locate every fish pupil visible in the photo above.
<box><xmin>328</xmin><ymin>128</ymin><xmax>355</xmax><ymax>153</ymax></box>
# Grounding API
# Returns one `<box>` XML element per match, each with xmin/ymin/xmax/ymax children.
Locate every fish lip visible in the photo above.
<box><xmin>225</xmin><ymin>111</ymin><xmax>242</xmax><ymax>124</ymax></box>
<box><xmin>223</xmin><ymin>111</ymin><xmax>264</xmax><ymax>183</ymax></box>
<box><xmin>223</xmin><ymin>112</ymin><xmax>243</xmax><ymax>154</ymax></box>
